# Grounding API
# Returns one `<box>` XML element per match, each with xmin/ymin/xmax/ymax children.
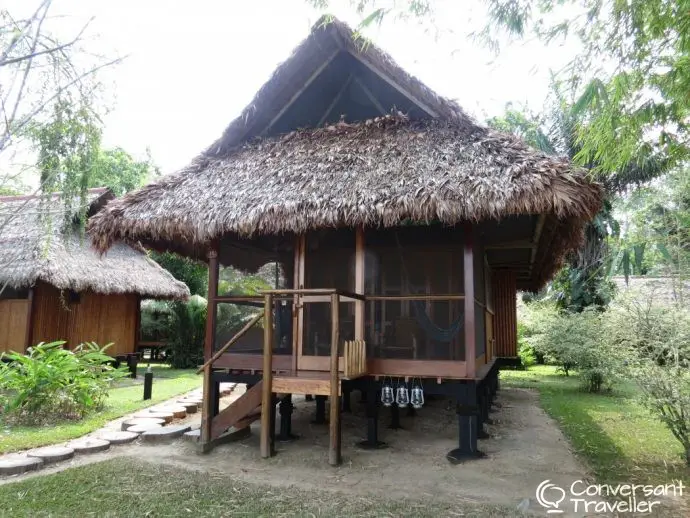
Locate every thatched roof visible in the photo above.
<box><xmin>0</xmin><ymin>188</ymin><xmax>189</xmax><ymax>299</ymax></box>
<box><xmin>88</xmin><ymin>17</ymin><xmax>602</xmax><ymax>290</ymax></box>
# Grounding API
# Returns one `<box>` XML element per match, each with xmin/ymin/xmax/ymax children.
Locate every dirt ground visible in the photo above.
<box><xmin>3</xmin><ymin>386</ymin><xmax>592</xmax><ymax>516</ymax></box>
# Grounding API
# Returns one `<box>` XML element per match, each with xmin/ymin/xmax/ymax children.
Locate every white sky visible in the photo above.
<box><xmin>46</xmin><ymin>0</ymin><xmax>578</xmax><ymax>174</ymax></box>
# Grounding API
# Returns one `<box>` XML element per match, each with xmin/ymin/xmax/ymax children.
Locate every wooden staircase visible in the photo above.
<box><xmin>199</xmin><ymin>290</ymin><xmax>367</xmax><ymax>466</ymax></box>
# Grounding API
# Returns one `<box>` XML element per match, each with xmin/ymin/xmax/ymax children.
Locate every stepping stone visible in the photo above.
<box><xmin>155</xmin><ymin>406</ymin><xmax>187</xmax><ymax>419</ymax></box>
<box><xmin>179</xmin><ymin>399</ymin><xmax>202</xmax><ymax>409</ymax></box>
<box><xmin>71</xmin><ymin>438</ymin><xmax>110</xmax><ymax>454</ymax></box>
<box><xmin>134</xmin><ymin>411</ymin><xmax>174</xmax><ymax>423</ymax></box>
<box><xmin>128</xmin><ymin>423</ymin><xmax>163</xmax><ymax>433</ymax></box>
<box><xmin>27</xmin><ymin>446</ymin><xmax>74</xmax><ymax>464</ymax></box>
<box><xmin>176</xmin><ymin>401</ymin><xmax>198</xmax><ymax>414</ymax></box>
<box><xmin>121</xmin><ymin>417</ymin><xmax>166</xmax><ymax>431</ymax></box>
<box><xmin>99</xmin><ymin>431</ymin><xmax>138</xmax><ymax>445</ymax></box>
<box><xmin>141</xmin><ymin>424</ymin><xmax>191</xmax><ymax>443</ymax></box>
<box><xmin>0</xmin><ymin>456</ymin><xmax>43</xmax><ymax>475</ymax></box>
<box><xmin>183</xmin><ymin>429</ymin><xmax>200</xmax><ymax>442</ymax></box>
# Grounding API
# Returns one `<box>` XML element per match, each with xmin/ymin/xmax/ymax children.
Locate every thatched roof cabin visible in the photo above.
<box><xmin>1</xmin><ymin>188</ymin><xmax>188</xmax><ymax>355</ymax></box>
<box><xmin>89</xmin><ymin>18</ymin><xmax>601</xmax><ymax>293</ymax></box>
<box><xmin>87</xmin><ymin>17</ymin><xmax>605</xmax><ymax>460</ymax></box>
<box><xmin>1</xmin><ymin>188</ymin><xmax>189</xmax><ymax>298</ymax></box>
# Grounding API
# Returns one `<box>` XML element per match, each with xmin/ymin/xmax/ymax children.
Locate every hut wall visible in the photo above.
<box><xmin>0</xmin><ymin>299</ymin><xmax>29</xmax><ymax>353</ymax></box>
<box><xmin>30</xmin><ymin>281</ymin><xmax>137</xmax><ymax>356</ymax></box>
<box><xmin>492</xmin><ymin>271</ymin><xmax>518</xmax><ymax>358</ymax></box>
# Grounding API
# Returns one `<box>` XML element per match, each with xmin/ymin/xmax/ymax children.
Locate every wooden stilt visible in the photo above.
<box><xmin>328</xmin><ymin>293</ymin><xmax>342</xmax><ymax>466</ymax></box>
<box><xmin>260</xmin><ymin>294</ymin><xmax>274</xmax><ymax>459</ymax></box>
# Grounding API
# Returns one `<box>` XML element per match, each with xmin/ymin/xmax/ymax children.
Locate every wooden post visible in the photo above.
<box><xmin>354</xmin><ymin>227</ymin><xmax>365</xmax><ymax>341</ymax></box>
<box><xmin>204</xmin><ymin>247</ymin><xmax>219</xmax><ymax>362</ymax></box>
<box><xmin>24</xmin><ymin>287</ymin><xmax>34</xmax><ymax>351</ymax></box>
<box><xmin>329</xmin><ymin>293</ymin><xmax>342</xmax><ymax>466</ymax></box>
<box><xmin>201</xmin><ymin>364</ymin><xmax>213</xmax><ymax>446</ymax></box>
<box><xmin>464</xmin><ymin>224</ymin><xmax>476</xmax><ymax>379</ymax></box>
<box><xmin>260</xmin><ymin>293</ymin><xmax>274</xmax><ymax>458</ymax></box>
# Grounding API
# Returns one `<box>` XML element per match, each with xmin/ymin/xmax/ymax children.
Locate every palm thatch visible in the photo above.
<box><xmin>0</xmin><ymin>188</ymin><xmax>189</xmax><ymax>299</ymax></box>
<box><xmin>88</xmin><ymin>17</ymin><xmax>603</xmax><ymax>290</ymax></box>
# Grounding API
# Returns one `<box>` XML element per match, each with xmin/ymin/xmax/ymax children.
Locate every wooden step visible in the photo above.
<box><xmin>210</xmin><ymin>380</ymin><xmax>263</xmax><ymax>439</ymax></box>
<box><xmin>272</xmin><ymin>375</ymin><xmax>338</xmax><ymax>396</ymax></box>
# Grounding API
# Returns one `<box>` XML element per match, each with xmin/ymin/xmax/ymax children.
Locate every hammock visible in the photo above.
<box><xmin>394</xmin><ymin>233</ymin><xmax>464</xmax><ymax>343</ymax></box>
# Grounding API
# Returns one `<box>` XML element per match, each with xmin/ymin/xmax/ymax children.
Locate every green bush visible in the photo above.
<box><xmin>517</xmin><ymin>322</ymin><xmax>537</xmax><ymax>367</ymax></box>
<box><xmin>607</xmin><ymin>297</ymin><xmax>690</xmax><ymax>465</ymax></box>
<box><xmin>165</xmin><ymin>296</ymin><xmax>207</xmax><ymax>369</ymax></box>
<box><xmin>0</xmin><ymin>341</ymin><xmax>127</xmax><ymax>425</ymax></box>
<box><xmin>526</xmin><ymin>305</ymin><xmax>624</xmax><ymax>392</ymax></box>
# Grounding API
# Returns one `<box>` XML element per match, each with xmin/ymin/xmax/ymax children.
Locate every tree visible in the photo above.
<box><xmin>90</xmin><ymin>147</ymin><xmax>158</xmax><ymax>197</ymax></box>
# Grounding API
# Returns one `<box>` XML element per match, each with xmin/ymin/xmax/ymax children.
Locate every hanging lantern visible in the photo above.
<box><xmin>380</xmin><ymin>384</ymin><xmax>394</xmax><ymax>407</ymax></box>
<box><xmin>411</xmin><ymin>385</ymin><xmax>425</xmax><ymax>409</ymax></box>
<box><xmin>395</xmin><ymin>385</ymin><xmax>410</xmax><ymax>407</ymax></box>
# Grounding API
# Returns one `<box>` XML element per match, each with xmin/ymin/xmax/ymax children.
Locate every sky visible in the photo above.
<box><xmin>43</xmin><ymin>0</ymin><xmax>579</xmax><ymax>174</ymax></box>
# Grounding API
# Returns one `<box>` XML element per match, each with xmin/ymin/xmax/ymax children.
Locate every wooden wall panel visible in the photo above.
<box><xmin>492</xmin><ymin>271</ymin><xmax>518</xmax><ymax>358</ymax></box>
<box><xmin>31</xmin><ymin>282</ymin><xmax>69</xmax><ymax>346</ymax></box>
<box><xmin>0</xmin><ymin>299</ymin><xmax>29</xmax><ymax>353</ymax></box>
<box><xmin>29</xmin><ymin>282</ymin><xmax>137</xmax><ymax>356</ymax></box>
<box><xmin>69</xmin><ymin>292</ymin><xmax>137</xmax><ymax>356</ymax></box>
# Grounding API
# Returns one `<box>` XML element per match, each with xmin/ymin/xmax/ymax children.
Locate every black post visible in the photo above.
<box><xmin>277</xmin><ymin>394</ymin><xmax>298</xmax><ymax>441</ymax></box>
<box><xmin>389</xmin><ymin>403</ymin><xmax>402</xmax><ymax>429</ymax></box>
<box><xmin>447</xmin><ymin>381</ymin><xmax>485</xmax><ymax>463</ymax></box>
<box><xmin>342</xmin><ymin>386</ymin><xmax>352</xmax><ymax>413</ymax></box>
<box><xmin>269</xmin><ymin>394</ymin><xmax>278</xmax><ymax>455</ymax></box>
<box><xmin>305</xmin><ymin>394</ymin><xmax>314</xmax><ymax>401</ymax></box>
<box><xmin>358</xmin><ymin>381</ymin><xmax>387</xmax><ymax>449</ymax></box>
<box><xmin>128</xmin><ymin>354</ymin><xmax>138</xmax><ymax>379</ymax></box>
<box><xmin>143</xmin><ymin>366</ymin><xmax>153</xmax><ymax>400</ymax></box>
<box><xmin>210</xmin><ymin>379</ymin><xmax>220</xmax><ymax>418</ymax></box>
<box><xmin>313</xmin><ymin>395</ymin><xmax>327</xmax><ymax>424</ymax></box>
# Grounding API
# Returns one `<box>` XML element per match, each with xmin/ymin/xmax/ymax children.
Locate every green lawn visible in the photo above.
<box><xmin>0</xmin><ymin>368</ymin><xmax>201</xmax><ymax>454</ymax></box>
<box><xmin>0</xmin><ymin>457</ymin><xmax>513</xmax><ymax>518</ymax></box>
<box><xmin>501</xmin><ymin>365</ymin><xmax>690</xmax><ymax>486</ymax></box>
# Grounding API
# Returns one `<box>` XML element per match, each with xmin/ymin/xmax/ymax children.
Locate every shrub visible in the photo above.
<box><xmin>608</xmin><ymin>297</ymin><xmax>690</xmax><ymax>465</ymax></box>
<box><xmin>517</xmin><ymin>322</ymin><xmax>537</xmax><ymax>367</ymax></box>
<box><xmin>527</xmin><ymin>306</ymin><xmax>624</xmax><ymax>392</ymax></box>
<box><xmin>0</xmin><ymin>341</ymin><xmax>127</xmax><ymax>425</ymax></box>
<box><xmin>165</xmin><ymin>296</ymin><xmax>207</xmax><ymax>369</ymax></box>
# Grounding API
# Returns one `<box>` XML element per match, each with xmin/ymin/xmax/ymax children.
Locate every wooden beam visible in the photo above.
<box><xmin>529</xmin><ymin>214</ymin><xmax>547</xmax><ymax>274</ymax></box>
<box><xmin>261</xmin><ymin>48</ymin><xmax>341</xmax><ymax>136</ymax></box>
<box><xmin>464</xmin><ymin>224</ymin><xmax>476</xmax><ymax>378</ymax></box>
<box><xmin>353</xmin><ymin>76</ymin><xmax>387</xmax><ymax>115</ymax></box>
<box><xmin>24</xmin><ymin>287</ymin><xmax>34</xmax><ymax>351</ymax></box>
<box><xmin>346</xmin><ymin>51</ymin><xmax>439</xmax><ymax>117</ymax></box>
<box><xmin>317</xmin><ymin>73</ymin><xmax>353</xmax><ymax>127</ymax></box>
<box><xmin>201</xmin><ymin>364</ymin><xmax>213</xmax><ymax>445</ymax></box>
<box><xmin>484</xmin><ymin>240</ymin><xmax>534</xmax><ymax>250</ymax></box>
<box><xmin>354</xmin><ymin>227</ymin><xmax>365</xmax><ymax>341</ymax></box>
<box><xmin>260</xmin><ymin>294</ymin><xmax>274</xmax><ymax>459</ymax></box>
<box><xmin>329</xmin><ymin>293</ymin><xmax>342</xmax><ymax>466</ymax></box>
<box><xmin>204</xmin><ymin>247</ymin><xmax>219</xmax><ymax>362</ymax></box>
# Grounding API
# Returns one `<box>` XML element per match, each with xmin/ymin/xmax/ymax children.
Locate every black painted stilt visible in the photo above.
<box><xmin>389</xmin><ymin>403</ymin><xmax>403</xmax><ymax>429</ymax></box>
<box><xmin>406</xmin><ymin>404</ymin><xmax>416</xmax><ymax>417</ymax></box>
<box><xmin>447</xmin><ymin>382</ymin><xmax>485</xmax><ymax>463</ymax></box>
<box><xmin>269</xmin><ymin>394</ymin><xmax>278</xmax><ymax>456</ymax></box>
<box><xmin>210</xmin><ymin>380</ymin><xmax>220</xmax><ymax>418</ymax></box>
<box><xmin>277</xmin><ymin>394</ymin><xmax>298</xmax><ymax>442</ymax></box>
<box><xmin>312</xmin><ymin>395</ymin><xmax>327</xmax><ymax>424</ymax></box>
<box><xmin>305</xmin><ymin>394</ymin><xmax>314</xmax><ymax>401</ymax></box>
<box><xmin>360</xmin><ymin>389</ymin><xmax>367</xmax><ymax>403</ymax></box>
<box><xmin>358</xmin><ymin>384</ymin><xmax>387</xmax><ymax>449</ymax></box>
<box><xmin>342</xmin><ymin>387</ymin><xmax>352</xmax><ymax>413</ymax></box>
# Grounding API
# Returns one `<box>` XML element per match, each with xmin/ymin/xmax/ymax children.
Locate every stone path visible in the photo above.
<box><xmin>0</xmin><ymin>383</ymin><xmax>236</xmax><ymax>477</ymax></box>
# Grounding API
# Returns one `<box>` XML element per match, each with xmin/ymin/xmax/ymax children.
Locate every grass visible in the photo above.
<box><xmin>0</xmin><ymin>368</ymin><xmax>201</xmax><ymax>454</ymax></box>
<box><xmin>501</xmin><ymin>365</ymin><xmax>690</xmax><ymax>486</ymax></box>
<box><xmin>0</xmin><ymin>458</ymin><xmax>514</xmax><ymax>518</ymax></box>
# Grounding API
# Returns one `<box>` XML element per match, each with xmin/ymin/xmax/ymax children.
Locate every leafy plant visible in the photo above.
<box><xmin>0</xmin><ymin>341</ymin><xmax>127</xmax><ymax>425</ymax></box>
<box><xmin>609</xmin><ymin>296</ymin><xmax>690</xmax><ymax>465</ymax></box>
<box><xmin>165</xmin><ymin>296</ymin><xmax>207</xmax><ymax>369</ymax></box>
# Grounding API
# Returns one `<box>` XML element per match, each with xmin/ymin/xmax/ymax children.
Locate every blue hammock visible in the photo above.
<box><xmin>395</xmin><ymin>233</ymin><xmax>464</xmax><ymax>343</ymax></box>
